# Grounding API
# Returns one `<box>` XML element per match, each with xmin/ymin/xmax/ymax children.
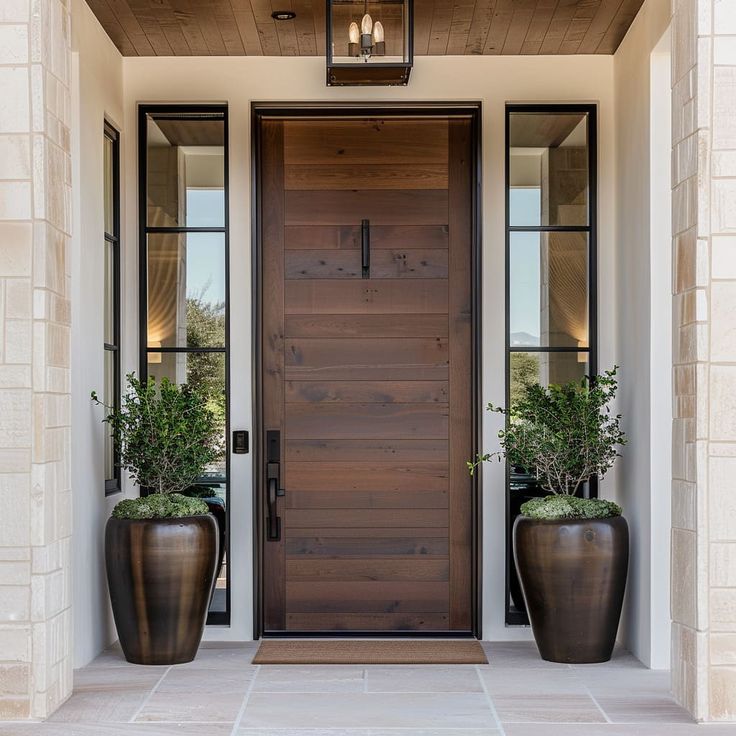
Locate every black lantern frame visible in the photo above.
<box><xmin>326</xmin><ymin>0</ymin><xmax>413</xmax><ymax>86</ymax></box>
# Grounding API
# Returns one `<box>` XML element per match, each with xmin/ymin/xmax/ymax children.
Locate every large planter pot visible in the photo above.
<box><xmin>105</xmin><ymin>514</ymin><xmax>218</xmax><ymax>665</ymax></box>
<box><xmin>513</xmin><ymin>515</ymin><xmax>629</xmax><ymax>664</ymax></box>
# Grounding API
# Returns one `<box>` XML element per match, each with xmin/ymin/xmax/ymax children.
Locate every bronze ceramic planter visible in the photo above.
<box><xmin>105</xmin><ymin>514</ymin><xmax>218</xmax><ymax>665</ymax></box>
<box><xmin>513</xmin><ymin>515</ymin><xmax>629</xmax><ymax>664</ymax></box>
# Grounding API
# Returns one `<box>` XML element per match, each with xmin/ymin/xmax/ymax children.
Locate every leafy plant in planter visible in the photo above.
<box><xmin>471</xmin><ymin>367</ymin><xmax>629</xmax><ymax>663</ymax></box>
<box><xmin>92</xmin><ymin>374</ymin><xmax>223</xmax><ymax>665</ymax></box>
<box><xmin>469</xmin><ymin>366</ymin><xmax>627</xmax><ymax>516</ymax></box>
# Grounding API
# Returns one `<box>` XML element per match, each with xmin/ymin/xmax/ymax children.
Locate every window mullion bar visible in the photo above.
<box><xmin>508</xmin><ymin>225</ymin><xmax>590</xmax><ymax>233</ymax></box>
<box><xmin>145</xmin><ymin>226</ymin><xmax>227</xmax><ymax>234</ymax></box>
<box><xmin>508</xmin><ymin>346</ymin><xmax>591</xmax><ymax>353</ymax></box>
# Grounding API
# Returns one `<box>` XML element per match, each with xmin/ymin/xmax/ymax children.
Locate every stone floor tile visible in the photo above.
<box><xmin>86</xmin><ymin>647</ymin><xmax>163</xmax><ymax>670</ymax></box>
<box><xmin>585</xmin><ymin>667</ymin><xmax>672</xmax><ymax>694</ymax></box>
<box><xmin>504</xmin><ymin>725</ymin><xmax>736</xmax><ymax>736</ymax></box>
<box><xmin>237</xmin><ymin>730</ymin><xmax>500</xmax><ymax>736</ymax></box>
<box><xmin>240</xmin><ymin>692</ymin><xmax>495</xmax><ymax>729</ymax></box>
<box><xmin>46</xmin><ymin>689</ymin><xmax>152</xmax><ymax>723</ymax></box>
<box><xmin>73</xmin><ymin>666</ymin><xmax>165</xmax><ymax>691</ymax></box>
<box><xmin>478</xmin><ymin>664</ymin><xmax>587</xmax><ymax>694</ymax></box>
<box><xmin>594</xmin><ymin>694</ymin><xmax>695</xmax><ymax>723</ymax></box>
<box><xmin>173</xmin><ymin>645</ymin><xmax>258</xmax><ymax>670</ymax></box>
<box><xmin>0</xmin><ymin>724</ymin><xmax>234</xmax><ymax>736</ymax></box>
<box><xmin>252</xmin><ymin>665</ymin><xmax>365</xmax><ymax>692</ymax></box>
<box><xmin>493</xmin><ymin>693</ymin><xmax>607</xmax><ymax>723</ymax></box>
<box><xmin>156</xmin><ymin>665</ymin><xmax>257</xmax><ymax>693</ymax></box>
<box><xmin>364</xmin><ymin>665</ymin><xmax>483</xmax><ymax>692</ymax></box>
<box><xmin>135</xmin><ymin>690</ymin><xmax>245</xmax><ymax>723</ymax></box>
<box><xmin>569</xmin><ymin>647</ymin><xmax>647</xmax><ymax>670</ymax></box>
<box><xmin>480</xmin><ymin>642</ymin><xmax>570</xmax><ymax>669</ymax></box>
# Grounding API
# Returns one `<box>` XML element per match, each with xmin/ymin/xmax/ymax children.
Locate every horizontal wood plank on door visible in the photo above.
<box><xmin>285</xmin><ymin>190</ymin><xmax>449</xmax><ymax>226</ymax></box>
<box><xmin>285</xmin><ymin>314</ymin><xmax>448</xmax><ymax>339</ymax></box>
<box><xmin>285</xmin><ymin>613</ymin><xmax>449</xmax><ymax>631</ymax></box>
<box><xmin>284</xmin><ymin>337</ymin><xmax>448</xmax><ymax>381</ymax></box>
<box><xmin>285</xmin><ymin>380</ymin><xmax>448</xmax><ymax>404</ymax></box>
<box><xmin>286</xmin><ymin>489</ymin><xmax>448</xmax><ymax>510</ymax></box>
<box><xmin>371</xmin><ymin>225</ymin><xmax>450</xmax><ymax>249</ymax></box>
<box><xmin>286</xmin><ymin>536</ymin><xmax>449</xmax><ymax>557</ymax></box>
<box><xmin>284</xmin><ymin>164</ymin><xmax>449</xmax><ymax>191</ymax></box>
<box><xmin>286</xmin><ymin>559</ymin><xmax>449</xmax><ymax>582</ymax></box>
<box><xmin>285</xmin><ymin>403</ymin><xmax>449</xmax><ymax>439</ymax></box>
<box><xmin>285</xmin><ymin>248</ymin><xmax>449</xmax><ymax>279</ymax></box>
<box><xmin>285</xmin><ymin>462</ymin><xmax>449</xmax><ymax>492</ymax></box>
<box><xmin>286</xmin><ymin>508</ymin><xmax>448</xmax><ymax>529</ymax></box>
<box><xmin>285</xmin><ymin>225</ymin><xmax>449</xmax><ymax>250</ymax></box>
<box><xmin>285</xmin><ymin>581</ymin><xmax>450</xmax><ymax>613</ymax></box>
<box><xmin>285</xmin><ymin>439</ymin><xmax>449</xmax><ymax>463</ymax></box>
<box><xmin>283</xmin><ymin>120</ymin><xmax>449</xmax><ymax>165</ymax></box>
<box><xmin>285</xmin><ymin>225</ymin><xmax>360</xmax><ymax>250</ymax></box>
<box><xmin>285</xmin><ymin>280</ymin><xmax>449</xmax><ymax>314</ymax></box>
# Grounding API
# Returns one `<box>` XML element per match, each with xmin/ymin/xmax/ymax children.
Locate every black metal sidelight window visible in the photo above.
<box><xmin>104</xmin><ymin>122</ymin><xmax>122</xmax><ymax>496</ymax></box>
<box><xmin>504</xmin><ymin>104</ymin><xmax>598</xmax><ymax>625</ymax></box>
<box><xmin>138</xmin><ymin>105</ymin><xmax>230</xmax><ymax>625</ymax></box>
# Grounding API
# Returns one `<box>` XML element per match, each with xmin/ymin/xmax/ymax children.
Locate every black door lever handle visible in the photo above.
<box><xmin>361</xmin><ymin>219</ymin><xmax>370</xmax><ymax>279</ymax></box>
<box><xmin>266</xmin><ymin>430</ymin><xmax>282</xmax><ymax>541</ymax></box>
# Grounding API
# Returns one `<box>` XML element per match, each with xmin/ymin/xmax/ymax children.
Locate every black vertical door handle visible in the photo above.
<box><xmin>361</xmin><ymin>219</ymin><xmax>370</xmax><ymax>278</ymax></box>
<box><xmin>266</xmin><ymin>430</ymin><xmax>283</xmax><ymax>541</ymax></box>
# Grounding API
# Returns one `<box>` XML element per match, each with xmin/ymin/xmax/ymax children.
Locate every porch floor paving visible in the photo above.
<box><xmin>2</xmin><ymin>641</ymin><xmax>732</xmax><ymax>735</ymax></box>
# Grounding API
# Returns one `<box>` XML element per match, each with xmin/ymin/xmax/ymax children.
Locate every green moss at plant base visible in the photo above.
<box><xmin>520</xmin><ymin>495</ymin><xmax>622</xmax><ymax>521</ymax></box>
<box><xmin>112</xmin><ymin>493</ymin><xmax>209</xmax><ymax>520</ymax></box>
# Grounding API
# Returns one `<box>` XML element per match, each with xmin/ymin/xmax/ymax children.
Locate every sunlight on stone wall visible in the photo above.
<box><xmin>0</xmin><ymin>0</ymin><xmax>73</xmax><ymax>720</ymax></box>
<box><xmin>671</xmin><ymin>0</ymin><xmax>736</xmax><ymax>721</ymax></box>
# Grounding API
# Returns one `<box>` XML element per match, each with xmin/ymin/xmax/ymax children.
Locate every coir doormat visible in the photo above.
<box><xmin>252</xmin><ymin>639</ymin><xmax>488</xmax><ymax>665</ymax></box>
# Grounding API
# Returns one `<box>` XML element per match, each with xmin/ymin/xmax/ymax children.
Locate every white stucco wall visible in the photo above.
<box><xmin>612</xmin><ymin>0</ymin><xmax>672</xmax><ymax>668</ymax></box>
<box><xmin>120</xmin><ymin>53</ymin><xmax>617</xmax><ymax>644</ymax></box>
<box><xmin>70</xmin><ymin>0</ymin><xmax>125</xmax><ymax>668</ymax></box>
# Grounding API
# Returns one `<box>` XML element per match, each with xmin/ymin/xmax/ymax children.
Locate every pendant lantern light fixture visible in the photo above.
<box><xmin>326</xmin><ymin>0</ymin><xmax>413</xmax><ymax>86</ymax></box>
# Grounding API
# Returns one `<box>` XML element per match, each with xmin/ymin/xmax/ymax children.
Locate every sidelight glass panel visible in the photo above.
<box><xmin>509</xmin><ymin>111</ymin><xmax>589</xmax><ymax>227</ymax></box>
<box><xmin>103</xmin><ymin>348</ymin><xmax>115</xmax><ymax>480</ymax></box>
<box><xmin>509</xmin><ymin>351</ymin><xmax>589</xmax><ymax>407</ymax></box>
<box><xmin>509</xmin><ymin>232</ymin><xmax>589</xmax><ymax>349</ymax></box>
<box><xmin>146</xmin><ymin>233</ymin><xmax>226</xmax><ymax>349</ymax></box>
<box><xmin>104</xmin><ymin>239</ymin><xmax>115</xmax><ymax>345</ymax></box>
<box><xmin>141</xmin><ymin>106</ymin><xmax>230</xmax><ymax>623</ymax></box>
<box><xmin>145</xmin><ymin>113</ymin><xmax>225</xmax><ymax>228</ymax></box>
<box><xmin>103</xmin><ymin>124</ymin><xmax>120</xmax><ymax>492</ymax></box>
<box><xmin>104</xmin><ymin>134</ymin><xmax>114</xmax><ymax>234</ymax></box>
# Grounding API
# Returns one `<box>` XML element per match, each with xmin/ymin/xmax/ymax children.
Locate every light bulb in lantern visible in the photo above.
<box><xmin>348</xmin><ymin>21</ymin><xmax>359</xmax><ymax>44</ymax></box>
<box><xmin>361</xmin><ymin>13</ymin><xmax>373</xmax><ymax>34</ymax></box>
<box><xmin>372</xmin><ymin>21</ymin><xmax>384</xmax><ymax>43</ymax></box>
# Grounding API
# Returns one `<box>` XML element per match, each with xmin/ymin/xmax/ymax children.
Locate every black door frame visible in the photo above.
<box><xmin>251</xmin><ymin>102</ymin><xmax>483</xmax><ymax>639</ymax></box>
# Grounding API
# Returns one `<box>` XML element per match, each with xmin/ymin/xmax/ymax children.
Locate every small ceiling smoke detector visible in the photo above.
<box><xmin>271</xmin><ymin>10</ymin><xmax>296</xmax><ymax>20</ymax></box>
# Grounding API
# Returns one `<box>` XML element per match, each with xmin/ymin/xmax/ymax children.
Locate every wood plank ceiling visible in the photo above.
<box><xmin>85</xmin><ymin>0</ymin><xmax>645</xmax><ymax>57</ymax></box>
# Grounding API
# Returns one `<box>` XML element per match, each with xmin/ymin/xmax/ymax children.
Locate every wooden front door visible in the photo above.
<box><xmin>258</xmin><ymin>112</ymin><xmax>476</xmax><ymax>634</ymax></box>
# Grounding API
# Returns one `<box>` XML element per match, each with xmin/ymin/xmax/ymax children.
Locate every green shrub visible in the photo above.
<box><xmin>93</xmin><ymin>374</ymin><xmax>224</xmax><ymax>520</ymax></box>
<box><xmin>520</xmin><ymin>495</ymin><xmax>622</xmax><ymax>521</ymax></box>
<box><xmin>469</xmin><ymin>367</ymin><xmax>627</xmax><ymax>519</ymax></box>
<box><xmin>111</xmin><ymin>493</ymin><xmax>208</xmax><ymax>520</ymax></box>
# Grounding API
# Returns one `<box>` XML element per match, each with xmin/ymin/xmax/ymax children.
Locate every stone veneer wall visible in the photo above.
<box><xmin>670</xmin><ymin>0</ymin><xmax>736</xmax><ymax>721</ymax></box>
<box><xmin>0</xmin><ymin>0</ymin><xmax>73</xmax><ymax>720</ymax></box>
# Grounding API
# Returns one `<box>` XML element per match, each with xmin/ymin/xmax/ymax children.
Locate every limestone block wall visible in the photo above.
<box><xmin>0</xmin><ymin>0</ymin><xmax>73</xmax><ymax>720</ymax></box>
<box><xmin>670</xmin><ymin>0</ymin><xmax>736</xmax><ymax>721</ymax></box>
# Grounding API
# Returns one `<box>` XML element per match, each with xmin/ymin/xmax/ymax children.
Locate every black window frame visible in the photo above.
<box><xmin>104</xmin><ymin>121</ymin><xmax>122</xmax><ymax>496</ymax></box>
<box><xmin>137</xmin><ymin>104</ymin><xmax>231</xmax><ymax>626</ymax></box>
<box><xmin>504</xmin><ymin>103</ymin><xmax>598</xmax><ymax>625</ymax></box>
